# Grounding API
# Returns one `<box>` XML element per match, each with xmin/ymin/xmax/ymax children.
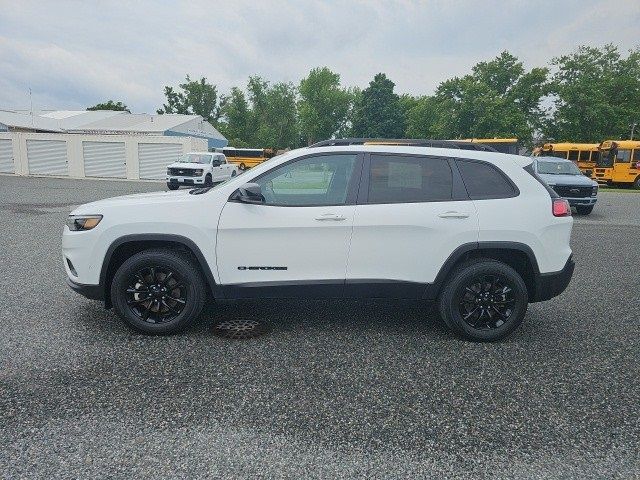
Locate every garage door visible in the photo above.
<box><xmin>138</xmin><ymin>143</ymin><xmax>183</xmax><ymax>180</ymax></box>
<box><xmin>0</xmin><ymin>139</ymin><xmax>13</xmax><ymax>173</ymax></box>
<box><xmin>83</xmin><ymin>141</ymin><xmax>126</xmax><ymax>178</ymax></box>
<box><xmin>26</xmin><ymin>140</ymin><xmax>68</xmax><ymax>175</ymax></box>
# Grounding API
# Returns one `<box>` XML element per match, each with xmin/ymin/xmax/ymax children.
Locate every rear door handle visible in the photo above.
<box><xmin>438</xmin><ymin>211</ymin><xmax>470</xmax><ymax>219</ymax></box>
<box><xmin>315</xmin><ymin>213</ymin><xmax>347</xmax><ymax>221</ymax></box>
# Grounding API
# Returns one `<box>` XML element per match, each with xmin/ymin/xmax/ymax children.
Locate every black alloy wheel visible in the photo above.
<box><xmin>125</xmin><ymin>266</ymin><xmax>186</xmax><ymax>324</ymax></box>
<box><xmin>456</xmin><ymin>274</ymin><xmax>515</xmax><ymax>330</ymax></box>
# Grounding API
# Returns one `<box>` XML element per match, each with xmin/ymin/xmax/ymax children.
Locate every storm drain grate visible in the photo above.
<box><xmin>213</xmin><ymin>319</ymin><xmax>271</xmax><ymax>339</ymax></box>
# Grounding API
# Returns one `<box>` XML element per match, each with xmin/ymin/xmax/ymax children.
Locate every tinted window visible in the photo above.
<box><xmin>457</xmin><ymin>160</ymin><xmax>516</xmax><ymax>199</ymax></box>
<box><xmin>552</xmin><ymin>151</ymin><xmax>568</xmax><ymax>159</ymax></box>
<box><xmin>633</xmin><ymin>149</ymin><xmax>640</xmax><ymax>162</ymax></box>
<box><xmin>568</xmin><ymin>150</ymin><xmax>579</xmax><ymax>161</ymax></box>
<box><xmin>254</xmin><ymin>154</ymin><xmax>358</xmax><ymax>206</ymax></box>
<box><xmin>367</xmin><ymin>155</ymin><xmax>452</xmax><ymax>203</ymax></box>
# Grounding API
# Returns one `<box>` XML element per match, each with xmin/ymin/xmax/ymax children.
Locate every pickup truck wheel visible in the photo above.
<box><xmin>438</xmin><ymin>259</ymin><xmax>528</xmax><ymax>342</ymax></box>
<box><xmin>204</xmin><ymin>174</ymin><xmax>213</xmax><ymax>187</ymax></box>
<box><xmin>111</xmin><ymin>249</ymin><xmax>206</xmax><ymax>335</ymax></box>
<box><xmin>576</xmin><ymin>205</ymin><xmax>594</xmax><ymax>215</ymax></box>
<box><xmin>634</xmin><ymin>176</ymin><xmax>640</xmax><ymax>189</ymax></box>
<box><xmin>167</xmin><ymin>183</ymin><xmax>179</xmax><ymax>190</ymax></box>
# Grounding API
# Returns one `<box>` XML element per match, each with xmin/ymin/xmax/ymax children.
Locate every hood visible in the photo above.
<box><xmin>538</xmin><ymin>173</ymin><xmax>596</xmax><ymax>186</ymax></box>
<box><xmin>71</xmin><ymin>189</ymin><xmax>195</xmax><ymax>214</ymax></box>
<box><xmin>167</xmin><ymin>162</ymin><xmax>208</xmax><ymax>170</ymax></box>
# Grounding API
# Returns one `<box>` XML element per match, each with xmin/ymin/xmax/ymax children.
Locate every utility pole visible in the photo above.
<box><xmin>29</xmin><ymin>88</ymin><xmax>34</xmax><ymax>127</ymax></box>
<box><xmin>631</xmin><ymin>122</ymin><xmax>637</xmax><ymax>140</ymax></box>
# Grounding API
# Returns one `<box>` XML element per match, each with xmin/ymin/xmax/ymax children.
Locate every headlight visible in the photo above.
<box><xmin>66</xmin><ymin>215</ymin><xmax>103</xmax><ymax>231</ymax></box>
<box><xmin>591</xmin><ymin>185</ymin><xmax>598</xmax><ymax>196</ymax></box>
<box><xmin>167</xmin><ymin>168</ymin><xmax>171</xmax><ymax>175</ymax></box>
<box><xmin>194</xmin><ymin>169</ymin><xmax>203</xmax><ymax>176</ymax></box>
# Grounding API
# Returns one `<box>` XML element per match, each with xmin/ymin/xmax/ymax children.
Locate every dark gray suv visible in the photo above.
<box><xmin>534</xmin><ymin>156</ymin><xmax>598</xmax><ymax>215</ymax></box>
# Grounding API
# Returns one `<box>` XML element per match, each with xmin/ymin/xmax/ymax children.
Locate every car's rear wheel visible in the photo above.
<box><xmin>633</xmin><ymin>176</ymin><xmax>640</xmax><ymax>190</ymax></box>
<box><xmin>576</xmin><ymin>205</ymin><xmax>594</xmax><ymax>215</ymax></box>
<box><xmin>167</xmin><ymin>183</ymin><xmax>179</xmax><ymax>190</ymax></box>
<box><xmin>111</xmin><ymin>249</ymin><xmax>206</xmax><ymax>335</ymax></box>
<box><xmin>438</xmin><ymin>259</ymin><xmax>528</xmax><ymax>342</ymax></box>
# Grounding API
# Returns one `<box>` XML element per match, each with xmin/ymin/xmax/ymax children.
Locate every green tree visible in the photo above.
<box><xmin>350</xmin><ymin>73</ymin><xmax>405</xmax><ymax>138</ymax></box>
<box><xmin>157</xmin><ymin>75</ymin><xmax>221</xmax><ymax>123</ymax></box>
<box><xmin>545</xmin><ymin>45</ymin><xmax>640</xmax><ymax>142</ymax></box>
<box><xmin>432</xmin><ymin>51</ymin><xmax>548</xmax><ymax>145</ymax></box>
<box><xmin>218</xmin><ymin>87</ymin><xmax>252</xmax><ymax>147</ymax></box>
<box><xmin>404</xmin><ymin>95</ymin><xmax>438</xmax><ymax>138</ymax></box>
<box><xmin>87</xmin><ymin>100</ymin><xmax>130</xmax><ymax>112</ymax></box>
<box><xmin>298</xmin><ymin>67</ymin><xmax>351</xmax><ymax>145</ymax></box>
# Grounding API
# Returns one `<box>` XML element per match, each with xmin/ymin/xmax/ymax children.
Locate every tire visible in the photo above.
<box><xmin>204</xmin><ymin>174</ymin><xmax>213</xmax><ymax>187</ymax></box>
<box><xmin>167</xmin><ymin>183</ymin><xmax>179</xmax><ymax>190</ymax></box>
<box><xmin>437</xmin><ymin>259</ymin><xmax>528</xmax><ymax>342</ymax></box>
<box><xmin>239</xmin><ymin>163</ymin><xmax>246</xmax><ymax>171</ymax></box>
<box><xmin>110</xmin><ymin>249</ymin><xmax>206</xmax><ymax>335</ymax></box>
<box><xmin>634</xmin><ymin>176</ymin><xmax>640</xmax><ymax>190</ymax></box>
<box><xmin>576</xmin><ymin>205</ymin><xmax>594</xmax><ymax>215</ymax></box>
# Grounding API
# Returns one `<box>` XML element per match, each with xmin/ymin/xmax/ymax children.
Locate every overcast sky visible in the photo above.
<box><xmin>1</xmin><ymin>0</ymin><xmax>638</xmax><ymax>114</ymax></box>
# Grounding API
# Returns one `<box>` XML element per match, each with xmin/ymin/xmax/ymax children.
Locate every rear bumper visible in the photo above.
<box><xmin>67</xmin><ymin>277</ymin><xmax>103</xmax><ymax>301</ymax></box>
<box><xmin>531</xmin><ymin>256</ymin><xmax>575</xmax><ymax>302</ymax></box>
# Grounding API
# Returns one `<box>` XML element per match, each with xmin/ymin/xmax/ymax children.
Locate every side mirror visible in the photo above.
<box><xmin>232</xmin><ymin>183</ymin><xmax>265</xmax><ymax>204</ymax></box>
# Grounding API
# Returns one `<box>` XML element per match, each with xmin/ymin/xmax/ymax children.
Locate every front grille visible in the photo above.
<box><xmin>552</xmin><ymin>185</ymin><xmax>593</xmax><ymax>198</ymax></box>
<box><xmin>169</xmin><ymin>168</ymin><xmax>200</xmax><ymax>177</ymax></box>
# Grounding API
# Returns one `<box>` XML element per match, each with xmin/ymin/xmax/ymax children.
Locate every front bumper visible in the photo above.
<box><xmin>566</xmin><ymin>196</ymin><xmax>597</xmax><ymax>207</ymax></box>
<box><xmin>167</xmin><ymin>176</ymin><xmax>205</xmax><ymax>185</ymax></box>
<box><xmin>67</xmin><ymin>277</ymin><xmax>103</xmax><ymax>301</ymax></box>
<box><xmin>531</xmin><ymin>256</ymin><xmax>575</xmax><ymax>302</ymax></box>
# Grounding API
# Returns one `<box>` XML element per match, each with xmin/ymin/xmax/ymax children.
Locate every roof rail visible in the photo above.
<box><xmin>308</xmin><ymin>138</ymin><xmax>497</xmax><ymax>152</ymax></box>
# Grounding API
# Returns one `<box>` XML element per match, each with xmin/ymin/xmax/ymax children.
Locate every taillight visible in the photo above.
<box><xmin>552</xmin><ymin>198</ymin><xmax>571</xmax><ymax>217</ymax></box>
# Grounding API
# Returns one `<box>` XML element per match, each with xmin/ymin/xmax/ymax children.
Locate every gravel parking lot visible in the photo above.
<box><xmin>1</xmin><ymin>174</ymin><xmax>639</xmax><ymax>479</ymax></box>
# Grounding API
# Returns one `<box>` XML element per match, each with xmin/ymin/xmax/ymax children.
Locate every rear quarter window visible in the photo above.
<box><xmin>456</xmin><ymin>159</ymin><xmax>518</xmax><ymax>199</ymax></box>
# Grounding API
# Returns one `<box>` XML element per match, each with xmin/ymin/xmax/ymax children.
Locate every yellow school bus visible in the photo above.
<box><xmin>593</xmin><ymin>140</ymin><xmax>640</xmax><ymax>188</ymax></box>
<box><xmin>220</xmin><ymin>147</ymin><xmax>276</xmax><ymax>170</ymax></box>
<box><xmin>463</xmin><ymin>138</ymin><xmax>520</xmax><ymax>155</ymax></box>
<box><xmin>534</xmin><ymin>143</ymin><xmax>600</xmax><ymax>176</ymax></box>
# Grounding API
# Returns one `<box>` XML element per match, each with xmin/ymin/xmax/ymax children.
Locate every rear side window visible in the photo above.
<box><xmin>568</xmin><ymin>150</ymin><xmax>579</xmax><ymax>161</ymax></box>
<box><xmin>457</xmin><ymin>159</ymin><xmax>517</xmax><ymax>200</ymax></box>
<box><xmin>368</xmin><ymin>154</ymin><xmax>452</xmax><ymax>203</ymax></box>
<box><xmin>579</xmin><ymin>151</ymin><xmax>591</xmax><ymax>161</ymax></box>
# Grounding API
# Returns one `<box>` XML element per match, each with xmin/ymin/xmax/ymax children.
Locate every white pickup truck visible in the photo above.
<box><xmin>166</xmin><ymin>152</ymin><xmax>238</xmax><ymax>189</ymax></box>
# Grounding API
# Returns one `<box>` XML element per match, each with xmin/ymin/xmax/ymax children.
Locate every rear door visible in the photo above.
<box><xmin>345</xmin><ymin>153</ymin><xmax>479</xmax><ymax>298</ymax></box>
<box><xmin>216</xmin><ymin>152</ymin><xmax>364</xmax><ymax>297</ymax></box>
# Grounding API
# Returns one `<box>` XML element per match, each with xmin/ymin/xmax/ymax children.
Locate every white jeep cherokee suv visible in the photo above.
<box><xmin>63</xmin><ymin>139</ymin><xmax>574</xmax><ymax>341</ymax></box>
<box><xmin>166</xmin><ymin>151</ymin><xmax>238</xmax><ymax>190</ymax></box>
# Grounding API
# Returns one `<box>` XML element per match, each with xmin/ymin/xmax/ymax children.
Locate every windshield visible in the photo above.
<box><xmin>177</xmin><ymin>153</ymin><xmax>211</xmax><ymax>164</ymax></box>
<box><xmin>537</xmin><ymin>161</ymin><xmax>582</xmax><ymax>175</ymax></box>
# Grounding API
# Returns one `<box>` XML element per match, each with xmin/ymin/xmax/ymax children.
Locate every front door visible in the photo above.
<box><xmin>217</xmin><ymin>152</ymin><xmax>363</xmax><ymax>297</ymax></box>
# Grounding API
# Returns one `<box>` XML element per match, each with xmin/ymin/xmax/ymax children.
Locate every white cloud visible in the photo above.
<box><xmin>0</xmin><ymin>0</ymin><xmax>638</xmax><ymax>113</ymax></box>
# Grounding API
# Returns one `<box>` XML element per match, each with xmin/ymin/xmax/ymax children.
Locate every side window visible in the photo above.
<box><xmin>457</xmin><ymin>159</ymin><xmax>517</xmax><ymax>200</ymax></box>
<box><xmin>553</xmin><ymin>151</ymin><xmax>568</xmax><ymax>159</ymax></box>
<box><xmin>367</xmin><ymin>154</ymin><xmax>452</xmax><ymax>203</ymax></box>
<box><xmin>579</xmin><ymin>151</ymin><xmax>591</xmax><ymax>161</ymax></box>
<box><xmin>254</xmin><ymin>154</ymin><xmax>358</xmax><ymax>206</ymax></box>
<box><xmin>616</xmin><ymin>149</ymin><xmax>631</xmax><ymax>162</ymax></box>
<box><xmin>633</xmin><ymin>149</ymin><xmax>640</xmax><ymax>162</ymax></box>
<box><xmin>568</xmin><ymin>150</ymin><xmax>579</xmax><ymax>161</ymax></box>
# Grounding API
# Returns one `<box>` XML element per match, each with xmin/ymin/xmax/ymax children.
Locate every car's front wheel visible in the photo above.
<box><xmin>111</xmin><ymin>249</ymin><xmax>206</xmax><ymax>334</ymax></box>
<box><xmin>438</xmin><ymin>259</ymin><xmax>528</xmax><ymax>342</ymax></box>
<box><xmin>167</xmin><ymin>183</ymin><xmax>179</xmax><ymax>190</ymax></box>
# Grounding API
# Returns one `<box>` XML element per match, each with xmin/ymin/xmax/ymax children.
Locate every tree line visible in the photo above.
<box><xmin>90</xmin><ymin>45</ymin><xmax>640</xmax><ymax>150</ymax></box>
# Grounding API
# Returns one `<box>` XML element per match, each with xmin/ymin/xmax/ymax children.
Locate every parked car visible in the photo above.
<box><xmin>533</xmin><ymin>156</ymin><xmax>598</xmax><ymax>215</ymax></box>
<box><xmin>166</xmin><ymin>152</ymin><xmax>238</xmax><ymax>190</ymax></box>
<box><xmin>63</xmin><ymin>140</ymin><xmax>574</xmax><ymax>342</ymax></box>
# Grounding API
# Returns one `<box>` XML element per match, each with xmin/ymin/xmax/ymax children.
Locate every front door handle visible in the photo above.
<box><xmin>438</xmin><ymin>211</ymin><xmax>470</xmax><ymax>219</ymax></box>
<box><xmin>315</xmin><ymin>213</ymin><xmax>346</xmax><ymax>221</ymax></box>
